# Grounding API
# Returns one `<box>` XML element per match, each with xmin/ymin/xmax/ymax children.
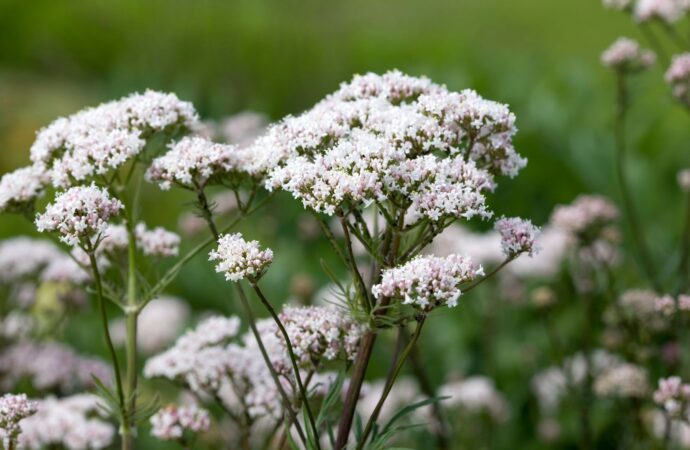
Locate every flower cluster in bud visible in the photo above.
<box><xmin>0</xmin><ymin>393</ymin><xmax>38</xmax><ymax>444</ymax></box>
<box><xmin>277</xmin><ymin>306</ymin><xmax>364</xmax><ymax>367</ymax></box>
<box><xmin>666</xmin><ymin>53</ymin><xmax>690</xmax><ymax>104</ymax></box>
<box><xmin>248</xmin><ymin>70</ymin><xmax>524</xmax><ymax>222</ymax></box>
<box><xmin>601</xmin><ymin>37</ymin><xmax>655</xmax><ymax>71</ymax></box>
<box><xmin>35</xmin><ymin>184</ymin><xmax>123</xmax><ymax>246</ymax></box>
<box><xmin>16</xmin><ymin>394</ymin><xmax>114</xmax><ymax>450</ymax></box>
<box><xmin>30</xmin><ymin>90</ymin><xmax>198</xmax><ymax>188</ymax></box>
<box><xmin>653</xmin><ymin>376</ymin><xmax>690</xmax><ymax>419</ymax></box>
<box><xmin>209</xmin><ymin>233</ymin><xmax>273</xmax><ymax>282</ymax></box>
<box><xmin>494</xmin><ymin>216</ymin><xmax>540</xmax><ymax>257</ymax></box>
<box><xmin>146</xmin><ymin>136</ymin><xmax>244</xmax><ymax>190</ymax></box>
<box><xmin>150</xmin><ymin>404</ymin><xmax>211</xmax><ymax>441</ymax></box>
<box><xmin>372</xmin><ymin>254</ymin><xmax>483</xmax><ymax>309</ymax></box>
<box><xmin>0</xmin><ymin>166</ymin><xmax>46</xmax><ymax>214</ymax></box>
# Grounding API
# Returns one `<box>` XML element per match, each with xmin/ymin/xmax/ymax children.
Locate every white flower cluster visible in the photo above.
<box><xmin>144</xmin><ymin>315</ymin><xmax>284</xmax><ymax>421</ymax></box>
<box><xmin>603</xmin><ymin>0</ymin><xmax>632</xmax><ymax>10</ymax></box>
<box><xmin>110</xmin><ymin>296</ymin><xmax>190</xmax><ymax>354</ymax></box>
<box><xmin>655</xmin><ymin>294</ymin><xmax>690</xmax><ymax>315</ymax></box>
<box><xmin>0</xmin><ymin>166</ymin><xmax>46</xmax><ymax>214</ymax></box>
<box><xmin>135</xmin><ymin>223</ymin><xmax>180</xmax><ymax>257</ymax></box>
<box><xmin>17</xmin><ymin>394</ymin><xmax>114</xmax><ymax>450</ymax></box>
<box><xmin>593</xmin><ymin>363</ymin><xmax>649</xmax><ymax>398</ymax></box>
<box><xmin>248</xmin><ymin>70</ymin><xmax>523</xmax><ymax>221</ymax></box>
<box><xmin>35</xmin><ymin>184</ymin><xmax>123</xmax><ymax>246</ymax></box>
<box><xmin>0</xmin><ymin>341</ymin><xmax>111</xmax><ymax>393</ymax></box>
<box><xmin>601</xmin><ymin>37</ymin><xmax>655</xmax><ymax>70</ymax></box>
<box><xmin>372</xmin><ymin>254</ymin><xmax>484</xmax><ymax>309</ymax></box>
<box><xmin>0</xmin><ymin>237</ymin><xmax>62</xmax><ymax>283</ymax></box>
<box><xmin>146</xmin><ymin>136</ymin><xmax>242</xmax><ymax>190</ymax></box>
<box><xmin>666</xmin><ymin>53</ymin><xmax>690</xmax><ymax>103</ymax></box>
<box><xmin>30</xmin><ymin>90</ymin><xmax>198</xmax><ymax>188</ymax></box>
<box><xmin>550</xmin><ymin>195</ymin><xmax>619</xmax><ymax>236</ymax></box>
<box><xmin>654</xmin><ymin>376</ymin><xmax>690</xmax><ymax>419</ymax></box>
<box><xmin>617</xmin><ymin>289</ymin><xmax>668</xmax><ymax>329</ymax></box>
<box><xmin>277</xmin><ymin>306</ymin><xmax>364</xmax><ymax>367</ymax></box>
<box><xmin>209</xmin><ymin>233</ymin><xmax>273</xmax><ymax>282</ymax></box>
<box><xmin>219</xmin><ymin>111</ymin><xmax>268</xmax><ymax>147</ymax></box>
<box><xmin>0</xmin><ymin>393</ymin><xmax>37</xmax><ymax>444</ymax></box>
<box><xmin>438</xmin><ymin>376</ymin><xmax>509</xmax><ymax>422</ymax></box>
<box><xmin>150</xmin><ymin>404</ymin><xmax>211</xmax><ymax>441</ymax></box>
<box><xmin>634</xmin><ymin>0</ymin><xmax>690</xmax><ymax>22</ymax></box>
<box><xmin>494</xmin><ymin>216</ymin><xmax>540</xmax><ymax>257</ymax></box>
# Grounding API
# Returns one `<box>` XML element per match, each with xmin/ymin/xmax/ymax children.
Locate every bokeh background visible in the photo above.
<box><xmin>1</xmin><ymin>0</ymin><xmax>688</xmax><ymax>448</ymax></box>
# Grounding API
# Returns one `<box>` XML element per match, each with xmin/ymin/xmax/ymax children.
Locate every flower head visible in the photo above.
<box><xmin>551</xmin><ymin>195</ymin><xmax>619</xmax><ymax>237</ymax></box>
<box><xmin>601</xmin><ymin>37</ymin><xmax>656</xmax><ymax>71</ymax></box>
<box><xmin>30</xmin><ymin>90</ymin><xmax>199</xmax><ymax>188</ymax></box>
<box><xmin>653</xmin><ymin>376</ymin><xmax>690</xmax><ymax>419</ymax></box>
<box><xmin>35</xmin><ymin>184</ymin><xmax>123</xmax><ymax>246</ymax></box>
<box><xmin>0</xmin><ymin>166</ymin><xmax>46</xmax><ymax>214</ymax></box>
<box><xmin>248</xmin><ymin>70</ymin><xmax>524</xmax><ymax>223</ymax></box>
<box><xmin>146</xmin><ymin>136</ymin><xmax>242</xmax><ymax>190</ymax></box>
<box><xmin>209</xmin><ymin>233</ymin><xmax>273</xmax><ymax>282</ymax></box>
<box><xmin>150</xmin><ymin>404</ymin><xmax>211</xmax><ymax>441</ymax></box>
<box><xmin>594</xmin><ymin>363</ymin><xmax>649</xmax><ymax>398</ymax></box>
<box><xmin>495</xmin><ymin>216</ymin><xmax>540</xmax><ymax>257</ymax></box>
<box><xmin>372</xmin><ymin>254</ymin><xmax>483</xmax><ymax>309</ymax></box>
<box><xmin>0</xmin><ymin>393</ymin><xmax>38</xmax><ymax>443</ymax></box>
<box><xmin>666</xmin><ymin>53</ymin><xmax>690</xmax><ymax>104</ymax></box>
<box><xmin>135</xmin><ymin>223</ymin><xmax>180</xmax><ymax>257</ymax></box>
<box><xmin>635</xmin><ymin>0</ymin><xmax>690</xmax><ymax>23</ymax></box>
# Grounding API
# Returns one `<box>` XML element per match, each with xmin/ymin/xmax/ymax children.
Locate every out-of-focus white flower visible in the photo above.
<box><xmin>0</xmin><ymin>166</ymin><xmax>46</xmax><ymax>214</ymax></box>
<box><xmin>618</xmin><ymin>289</ymin><xmax>667</xmax><ymax>329</ymax></box>
<box><xmin>220</xmin><ymin>111</ymin><xmax>268</xmax><ymax>147</ymax></box>
<box><xmin>30</xmin><ymin>90</ymin><xmax>199</xmax><ymax>188</ymax></box>
<box><xmin>656</xmin><ymin>295</ymin><xmax>677</xmax><ymax>316</ymax></box>
<box><xmin>601</xmin><ymin>37</ymin><xmax>656</xmax><ymax>70</ymax></box>
<box><xmin>635</xmin><ymin>0</ymin><xmax>690</xmax><ymax>23</ymax></box>
<box><xmin>0</xmin><ymin>341</ymin><xmax>111</xmax><ymax>393</ymax></box>
<box><xmin>110</xmin><ymin>296</ymin><xmax>190</xmax><ymax>353</ymax></box>
<box><xmin>150</xmin><ymin>404</ymin><xmax>211</xmax><ymax>441</ymax></box>
<box><xmin>666</xmin><ymin>53</ymin><xmax>690</xmax><ymax>104</ymax></box>
<box><xmin>551</xmin><ymin>195</ymin><xmax>619</xmax><ymax>236</ymax></box>
<box><xmin>40</xmin><ymin>255</ymin><xmax>91</xmax><ymax>285</ymax></box>
<box><xmin>603</xmin><ymin>0</ymin><xmax>632</xmax><ymax>10</ymax></box>
<box><xmin>652</xmin><ymin>410</ymin><xmax>690</xmax><ymax>448</ymax></box>
<box><xmin>277</xmin><ymin>306</ymin><xmax>364</xmax><ymax>367</ymax></box>
<box><xmin>248</xmin><ymin>70</ymin><xmax>524</xmax><ymax>224</ymax></box>
<box><xmin>17</xmin><ymin>394</ymin><xmax>115</xmax><ymax>450</ymax></box>
<box><xmin>0</xmin><ymin>238</ymin><xmax>62</xmax><ymax>283</ymax></box>
<box><xmin>35</xmin><ymin>184</ymin><xmax>123</xmax><ymax>246</ymax></box>
<box><xmin>372</xmin><ymin>254</ymin><xmax>483</xmax><ymax>309</ymax></box>
<box><xmin>135</xmin><ymin>223</ymin><xmax>180</xmax><ymax>257</ymax></box>
<box><xmin>653</xmin><ymin>376</ymin><xmax>690</xmax><ymax>419</ymax></box>
<box><xmin>209</xmin><ymin>233</ymin><xmax>273</xmax><ymax>282</ymax></box>
<box><xmin>146</xmin><ymin>136</ymin><xmax>242</xmax><ymax>190</ymax></box>
<box><xmin>0</xmin><ymin>393</ymin><xmax>37</xmax><ymax>444</ymax></box>
<box><xmin>594</xmin><ymin>363</ymin><xmax>649</xmax><ymax>398</ymax></box>
<box><xmin>357</xmin><ymin>377</ymin><xmax>420</xmax><ymax>423</ymax></box>
<box><xmin>438</xmin><ymin>376</ymin><xmax>509</xmax><ymax>422</ymax></box>
<box><xmin>495</xmin><ymin>216</ymin><xmax>540</xmax><ymax>257</ymax></box>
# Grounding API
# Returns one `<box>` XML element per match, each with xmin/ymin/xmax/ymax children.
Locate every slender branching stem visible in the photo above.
<box><xmin>249</xmin><ymin>282</ymin><xmax>321</xmax><ymax>450</ymax></box>
<box><xmin>86</xmin><ymin>249</ymin><xmax>127</xmax><ymax>431</ymax></box>
<box><xmin>356</xmin><ymin>316</ymin><xmax>427</xmax><ymax>450</ymax></box>
<box><xmin>614</xmin><ymin>71</ymin><xmax>662</xmax><ymax>291</ymax></box>
<box><xmin>339</xmin><ymin>216</ymin><xmax>372</xmax><ymax>312</ymax></box>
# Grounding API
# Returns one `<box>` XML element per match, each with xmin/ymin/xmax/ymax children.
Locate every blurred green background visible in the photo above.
<box><xmin>1</xmin><ymin>0</ymin><xmax>689</xmax><ymax>448</ymax></box>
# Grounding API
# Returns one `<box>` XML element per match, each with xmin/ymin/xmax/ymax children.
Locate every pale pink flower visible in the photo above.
<box><xmin>150</xmin><ymin>404</ymin><xmax>210</xmax><ymax>441</ymax></box>
<box><xmin>209</xmin><ymin>233</ymin><xmax>273</xmax><ymax>282</ymax></box>
<box><xmin>495</xmin><ymin>216</ymin><xmax>540</xmax><ymax>257</ymax></box>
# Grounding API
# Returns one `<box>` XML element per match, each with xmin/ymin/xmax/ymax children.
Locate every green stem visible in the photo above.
<box><xmin>250</xmin><ymin>282</ymin><xmax>321</xmax><ymax>450</ymax></box>
<box><xmin>356</xmin><ymin>316</ymin><xmax>427</xmax><ymax>450</ymax></box>
<box><xmin>614</xmin><ymin>72</ymin><xmax>662</xmax><ymax>292</ymax></box>
<box><xmin>122</xmin><ymin>221</ymin><xmax>139</xmax><ymax>449</ymax></box>
<box><xmin>86</xmin><ymin>250</ymin><xmax>126</xmax><ymax>428</ymax></box>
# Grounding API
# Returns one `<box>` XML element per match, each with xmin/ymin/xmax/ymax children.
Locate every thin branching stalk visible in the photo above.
<box><xmin>356</xmin><ymin>316</ymin><xmax>427</xmax><ymax>450</ymax></box>
<box><xmin>86</xmin><ymin>250</ymin><xmax>127</xmax><ymax>432</ymax></box>
<box><xmin>614</xmin><ymin>71</ymin><xmax>662</xmax><ymax>291</ymax></box>
<box><xmin>122</xmin><ymin>222</ymin><xmax>139</xmax><ymax>448</ymax></box>
<box><xmin>249</xmin><ymin>282</ymin><xmax>321</xmax><ymax>450</ymax></box>
<box><xmin>338</xmin><ymin>215</ymin><xmax>373</xmax><ymax>312</ymax></box>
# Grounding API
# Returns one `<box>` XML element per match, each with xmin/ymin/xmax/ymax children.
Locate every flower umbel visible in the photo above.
<box><xmin>494</xmin><ymin>216</ymin><xmax>540</xmax><ymax>257</ymax></box>
<box><xmin>209</xmin><ymin>233</ymin><xmax>273</xmax><ymax>282</ymax></box>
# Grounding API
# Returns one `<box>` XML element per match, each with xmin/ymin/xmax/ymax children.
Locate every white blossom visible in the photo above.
<box><xmin>220</xmin><ymin>111</ymin><xmax>268</xmax><ymax>146</ymax></box>
<box><xmin>0</xmin><ymin>238</ymin><xmax>62</xmax><ymax>283</ymax></box>
<box><xmin>146</xmin><ymin>136</ymin><xmax>242</xmax><ymax>190</ymax></box>
<box><xmin>594</xmin><ymin>363</ymin><xmax>649</xmax><ymax>398</ymax></box>
<box><xmin>135</xmin><ymin>223</ymin><xmax>180</xmax><ymax>257</ymax></box>
<box><xmin>653</xmin><ymin>376</ymin><xmax>690</xmax><ymax>419</ymax></box>
<box><xmin>209</xmin><ymin>233</ymin><xmax>273</xmax><ymax>282</ymax></box>
<box><xmin>495</xmin><ymin>216</ymin><xmax>540</xmax><ymax>257</ymax></box>
<box><xmin>372</xmin><ymin>254</ymin><xmax>483</xmax><ymax>309</ymax></box>
<box><xmin>666</xmin><ymin>53</ymin><xmax>690</xmax><ymax>103</ymax></box>
<box><xmin>0</xmin><ymin>393</ymin><xmax>37</xmax><ymax>445</ymax></box>
<box><xmin>438</xmin><ymin>377</ymin><xmax>509</xmax><ymax>421</ymax></box>
<box><xmin>635</xmin><ymin>0</ymin><xmax>690</xmax><ymax>23</ymax></box>
<box><xmin>150</xmin><ymin>404</ymin><xmax>210</xmax><ymax>441</ymax></box>
<box><xmin>678</xmin><ymin>169</ymin><xmax>690</xmax><ymax>192</ymax></box>
<box><xmin>0</xmin><ymin>166</ymin><xmax>46</xmax><ymax>213</ymax></box>
<box><xmin>601</xmin><ymin>37</ymin><xmax>656</xmax><ymax>70</ymax></box>
<box><xmin>30</xmin><ymin>90</ymin><xmax>199</xmax><ymax>188</ymax></box>
<box><xmin>35</xmin><ymin>184</ymin><xmax>123</xmax><ymax>246</ymax></box>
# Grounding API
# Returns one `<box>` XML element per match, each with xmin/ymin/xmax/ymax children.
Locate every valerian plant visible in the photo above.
<box><xmin>0</xmin><ymin>71</ymin><xmax>538</xmax><ymax>449</ymax></box>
